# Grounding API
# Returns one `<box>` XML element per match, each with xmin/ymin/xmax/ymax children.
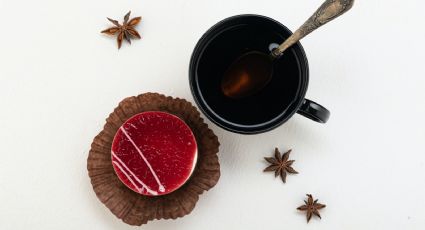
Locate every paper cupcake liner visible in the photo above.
<box><xmin>87</xmin><ymin>93</ymin><xmax>220</xmax><ymax>225</ymax></box>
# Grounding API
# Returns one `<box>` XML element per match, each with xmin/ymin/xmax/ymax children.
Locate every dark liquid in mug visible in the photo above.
<box><xmin>196</xmin><ymin>24</ymin><xmax>302</xmax><ymax>126</ymax></box>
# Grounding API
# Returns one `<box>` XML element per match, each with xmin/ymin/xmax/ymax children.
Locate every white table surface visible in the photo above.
<box><xmin>1</xmin><ymin>0</ymin><xmax>425</xmax><ymax>229</ymax></box>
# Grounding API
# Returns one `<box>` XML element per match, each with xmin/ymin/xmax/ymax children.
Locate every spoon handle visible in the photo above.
<box><xmin>272</xmin><ymin>0</ymin><xmax>354</xmax><ymax>57</ymax></box>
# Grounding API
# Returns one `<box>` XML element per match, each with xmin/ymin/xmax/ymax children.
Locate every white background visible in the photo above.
<box><xmin>1</xmin><ymin>0</ymin><xmax>425</xmax><ymax>229</ymax></box>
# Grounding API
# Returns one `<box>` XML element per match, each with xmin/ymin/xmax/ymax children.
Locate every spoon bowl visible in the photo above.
<box><xmin>221</xmin><ymin>51</ymin><xmax>273</xmax><ymax>98</ymax></box>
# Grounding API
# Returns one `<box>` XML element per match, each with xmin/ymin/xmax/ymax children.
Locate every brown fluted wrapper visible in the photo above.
<box><xmin>87</xmin><ymin>93</ymin><xmax>220</xmax><ymax>226</ymax></box>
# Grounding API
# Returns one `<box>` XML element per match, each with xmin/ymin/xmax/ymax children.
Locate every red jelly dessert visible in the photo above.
<box><xmin>111</xmin><ymin>111</ymin><xmax>198</xmax><ymax>196</ymax></box>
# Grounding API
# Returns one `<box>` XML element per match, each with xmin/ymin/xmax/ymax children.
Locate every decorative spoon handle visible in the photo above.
<box><xmin>272</xmin><ymin>0</ymin><xmax>354</xmax><ymax>57</ymax></box>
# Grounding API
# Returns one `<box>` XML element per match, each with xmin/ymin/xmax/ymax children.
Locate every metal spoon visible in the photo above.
<box><xmin>221</xmin><ymin>0</ymin><xmax>355</xmax><ymax>99</ymax></box>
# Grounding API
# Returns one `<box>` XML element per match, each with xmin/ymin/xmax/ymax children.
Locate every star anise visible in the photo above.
<box><xmin>101</xmin><ymin>11</ymin><xmax>141</xmax><ymax>49</ymax></box>
<box><xmin>297</xmin><ymin>194</ymin><xmax>326</xmax><ymax>223</ymax></box>
<box><xmin>263</xmin><ymin>148</ymin><xmax>298</xmax><ymax>183</ymax></box>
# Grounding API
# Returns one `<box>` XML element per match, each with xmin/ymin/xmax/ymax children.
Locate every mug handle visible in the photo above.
<box><xmin>296</xmin><ymin>99</ymin><xmax>330</xmax><ymax>123</ymax></box>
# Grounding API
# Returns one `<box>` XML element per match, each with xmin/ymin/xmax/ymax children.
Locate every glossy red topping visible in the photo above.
<box><xmin>111</xmin><ymin>111</ymin><xmax>197</xmax><ymax>196</ymax></box>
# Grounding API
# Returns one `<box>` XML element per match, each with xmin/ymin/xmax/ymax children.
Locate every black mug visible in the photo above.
<box><xmin>189</xmin><ymin>15</ymin><xmax>330</xmax><ymax>134</ymax></box>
